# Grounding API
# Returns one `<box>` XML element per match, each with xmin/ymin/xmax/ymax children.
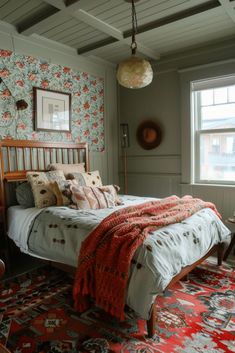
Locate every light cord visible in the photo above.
<box><xmin>131</xmin><ymin>0</ymin><xmax>138</xmax><ymax>55</ymax></box>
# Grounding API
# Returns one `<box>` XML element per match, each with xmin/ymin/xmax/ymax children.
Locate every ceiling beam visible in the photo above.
<box><xmin>218</xmin><ymin>0</ymin><xmax>235</xmax><ymax>23</ymax></box>
<box><xmin>74</xmin><ymin>9</ymin><xmax>123</xmax><ymax>41</ymax></box>
<box><xmin>78</xmin><ymin>38</ymin><xmax>119</xmax><ymax>55</ymax></box>
<box><xmin>42</xmin><ymin>0</ymin><xmax>66</xmax><ymax>10</ymax></box>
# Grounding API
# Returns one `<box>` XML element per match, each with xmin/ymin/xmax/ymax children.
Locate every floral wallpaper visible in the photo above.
<box><xmin>0</xmin><ymin>49</ymin><xmax>104</xmax><ymax>151</ymax></box>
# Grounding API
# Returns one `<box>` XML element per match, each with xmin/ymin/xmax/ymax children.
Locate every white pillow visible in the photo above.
<box><xmin>47</xmin><ymin>162</ymin><xmax>85</xmax><ymax>178</ymax></box>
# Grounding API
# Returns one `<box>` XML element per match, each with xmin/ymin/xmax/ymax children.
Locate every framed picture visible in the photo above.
<box><xmin>33</xmin><ymin>87</ymin><xmax>71</xmax><ymax>132</ymax></box>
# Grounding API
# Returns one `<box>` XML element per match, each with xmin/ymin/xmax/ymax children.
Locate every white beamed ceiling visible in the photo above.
<box><xmin>0</xmin><ymin>0</ymin><xmax>235</xmax><ymax>64</ymax></box>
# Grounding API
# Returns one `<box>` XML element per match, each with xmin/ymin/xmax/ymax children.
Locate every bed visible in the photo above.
<box><xmin>0</xmin><ymin>139</ymin><xmax>231</xmax><ymax>338</ymax></box>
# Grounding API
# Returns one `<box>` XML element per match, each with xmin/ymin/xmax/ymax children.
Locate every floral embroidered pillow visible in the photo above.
<box><xmin>50</xmin><ymin>179</ymin><xmax>79</xmax><ymax>206</ymax></box>
<box><xmin>26</xmin><ymin>170</ymin><xmax>66</xmax><ymax>208</ymax></box>
<box><xmin>67</xmin><ymin>170</ymin><xmax>102</xmax><ymax>187</ymax></box>
<box><xmin>70</xmin><ymin>185</ymin><xmax>116</xmax><ymax>210</ymax></box>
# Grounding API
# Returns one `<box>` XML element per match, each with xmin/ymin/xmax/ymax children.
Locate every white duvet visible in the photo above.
<box><xmin>7</xmin><ymin>195</ymin><xmax>231</xmax><ymax>319</ymax></box>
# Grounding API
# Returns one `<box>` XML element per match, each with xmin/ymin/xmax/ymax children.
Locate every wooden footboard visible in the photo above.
<box><xmin>146</xmin><ymin>241</ymin><xmax>226</xmax><ymax>338</ymax></box>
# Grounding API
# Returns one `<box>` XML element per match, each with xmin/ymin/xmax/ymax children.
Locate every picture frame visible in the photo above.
<box><xmin>33</xmin><ymin>87</ymin><xmax>71</xmax><ymax>132</ymax></box>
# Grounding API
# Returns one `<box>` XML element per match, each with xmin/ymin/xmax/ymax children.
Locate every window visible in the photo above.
<box><xmin>191</xmin><ymin>75</ymin><xmax>235</xmax><ymax>184</ymax></box>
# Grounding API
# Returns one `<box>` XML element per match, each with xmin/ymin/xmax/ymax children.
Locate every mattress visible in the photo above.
<box><xmin>7</xmin><ymin>195</ymin><xmax>231</xmax><ymax>319</ymax></box>
<box><xmin>7</xmin><ymin>205</ymin><xmax>44</xmax><ymax>258</ymax></box>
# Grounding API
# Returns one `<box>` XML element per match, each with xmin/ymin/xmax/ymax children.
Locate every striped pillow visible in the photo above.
<box><xmin>70</xmin><ymin>185</ymin><xmax>118</xmax><ymax>210</ymax></box>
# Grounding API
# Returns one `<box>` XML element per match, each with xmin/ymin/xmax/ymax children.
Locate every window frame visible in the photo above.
<box><xmin>192</xmin><ymin>82</ymin><xmax>235</xmax><ymax>186</ymax></box>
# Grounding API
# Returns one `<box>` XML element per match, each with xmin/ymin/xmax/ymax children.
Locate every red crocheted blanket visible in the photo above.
<box><xmin>73</xmin><ymin>195</ymin><xmax>220</xmax><ymax>320</ymax></box>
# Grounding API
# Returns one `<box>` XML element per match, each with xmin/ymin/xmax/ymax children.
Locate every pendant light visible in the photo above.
<box><xmin>116</xmin><ymin>0</ymin><xmax>153</xmax><ymax>89</ymax></box>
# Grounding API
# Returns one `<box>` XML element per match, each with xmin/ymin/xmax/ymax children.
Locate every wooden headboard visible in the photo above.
<box><xmin>0</xmin><ymin>139</ymin><xmax>89</xmax><ymax>233</ymax></box>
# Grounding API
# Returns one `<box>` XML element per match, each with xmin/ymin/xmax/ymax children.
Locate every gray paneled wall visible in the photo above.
<box><xmin>119</xmin><ymin>154</ymin><xmax>181</xmax><ymax>197</ymax></box>
<box><xmin>119</xmin><ymin>50</ymin><xmax>235</xmax><ymax>221</ymax></box>
<box><xmin>181</xmin><ymin>184</ymin><xmax>235</xmax><ymax>220</ymax></box>
<box><xmin>119</xmin><ymin>70</ymin><xmax>181</xmax><ymax>198</ymax></box>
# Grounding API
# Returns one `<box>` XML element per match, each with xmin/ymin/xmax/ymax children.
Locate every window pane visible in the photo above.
<box><xmin>200</xmin><ymin>133</ymin><xmax>235</xmax><ymax>182</ymax></box>
<box><xmin>201</xmin><ymin>103</ymin><xmax>235</xmax><ymax>129</ymax></box>
<box><xmin>201</xmin><ymin>89</ymin><xmax>213</xmax><ymax>106</ymax></box>
<box><xmin>228</xmin><ymin>85</ymin><xmax>235</xmax><ymax>102</ymax></box>
<box><xmin>214</xmin><ymin>87</ymin><xmax>227</xmax><ymax>104</ymax></box>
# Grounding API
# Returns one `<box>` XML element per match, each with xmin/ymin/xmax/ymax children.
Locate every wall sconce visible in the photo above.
<box><xmin>16</xmin><ymin>99</ymin><xmax>28</xmax><ymax>111</ymax></box>
<box><xmin>120</xmin><ymin>123</ymin><xmax>130</xmax><ymax>148</ymax></box>
<box><xmin>0</xmin><ymin>78</ymin><xmax>28</xmax><ymax>111</ymax></box>
<box><xmin>120</xmin><ymin>123</ymin><xmax>130</xmax><ymax>194</ymax></box>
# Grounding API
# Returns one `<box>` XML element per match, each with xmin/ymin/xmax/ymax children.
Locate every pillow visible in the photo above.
<box><xmin>67</xmin><ymin>170</ymin><xmax>102</xmax><ymax>187</ymax></box>
<box><xmin>47</xmin><ymin>163</ymin><xmax>85</xmax><ymax>178</ymax></box>
<box><xmin>100</xmin><ymin>185</ymin><xmax>122</xmax><ymax>206</ymax></box>
<box><xmin>50</xmin><ymin>179</ymin><xmax>78</xmax><ymax>206</ymax></box>
<box><xmin>16</xmin><ymin>182</ymin><xmax>35</xmax><ymax>208</ymax></box>
<box><xmin>30</xmin><ymin>184</ymin><xmax>57</xmax><ymax>209</ymax></box>
<box><xmin>70</xmin><ymin>185</ymin><xmax>116</xmax><ymax>210</ymax></box>
<box><xmin>27</xmin><ymin>170</ymin><xmax>66</xmax><ymax>208</ymax></box>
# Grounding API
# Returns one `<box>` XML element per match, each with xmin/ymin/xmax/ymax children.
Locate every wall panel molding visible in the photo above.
<box><xmin>120</xmin><ymin>155</ymin><xmax>181</xmax><ymax>175</ymax></box>
<box><xmin>119</xmin><ymin>172</ymin><xmax>181</xmax><ymax>198</ymax></box>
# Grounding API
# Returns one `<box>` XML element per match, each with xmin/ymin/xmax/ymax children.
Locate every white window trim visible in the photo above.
<box><xmin>180</xmin><ymin>60</ymin><xmax>235</xmax><ymax>186</ymax></box>
<box><xmin>192</xmin><ymin>81</ymin><xmax>235</xmax><ymax>186</ymax></box>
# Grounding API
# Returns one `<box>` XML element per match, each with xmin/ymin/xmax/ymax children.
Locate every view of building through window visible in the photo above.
<box><xmin>192</xmin><ymin>80</ymin><xmax>235</xmax><ymax>184</ymax></box>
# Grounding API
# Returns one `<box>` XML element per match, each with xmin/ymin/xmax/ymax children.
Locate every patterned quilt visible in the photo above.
<box><xmin>27</xmin><ymin>195</ymin><xmax>231</xmax><ymax>319</ymax></box>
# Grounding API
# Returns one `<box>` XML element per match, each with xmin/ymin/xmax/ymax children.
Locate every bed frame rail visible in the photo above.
<box><xmin>0</xmin><ymin>140</ymin><xmax>89</xmax><ymax>181</ymax></box>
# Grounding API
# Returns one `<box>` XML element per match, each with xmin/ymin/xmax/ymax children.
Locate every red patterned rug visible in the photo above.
<box><xmin>0</xmin><ymin>258</ymin><xmax>234</xmax><ymax>353</ymax></box>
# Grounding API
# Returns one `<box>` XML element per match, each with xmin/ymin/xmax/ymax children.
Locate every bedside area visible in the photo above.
<box><xmin>0</xmin><ymin>258</ymin><xmax>5</xmax><ymax>278</ymax></box>
<box><xmin>224</xmin><ymin>218</ymin><xmax>235</xmax><ymax>261</ymax></box>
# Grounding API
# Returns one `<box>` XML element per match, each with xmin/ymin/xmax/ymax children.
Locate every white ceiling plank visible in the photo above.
<box><xmin>86</xmin><ymin>54</ymin><xmax>116</xmax><ymax>68</ymax></box>
<box><xmin>20</xmin><ymin>0</ymin><xmax>95</xmax><ymax>35</ymax></box>
<box><xmin>143</xmin><ymin>14</ymin><xmax>231</xmax><ymax>46</ymax></box>
<box><xmin>156</xmin><ymin>27</ymin><xmax>235</xmax><ymax>54</ymax></box>
<box><xmin>0</xmin><ymin>0</ymin><xmax>29</xmax><ymax>19</ymax></box>
<box><xmin>21</xmin><ymin>10</ymin><xmax>70</xmax><ymax>35</ymax></box>
<box><xmin>42</xmin><ymin>0</ymin><xmax>66</xmax><ymax>10</ymax></box>
<box><xmin>63</xmin><ymin>31</ymin><xmax>107</xmax><ymax>47</ymax></box>
<box><xmin>41</xmin><ymin>18</ymin><xmax>80</xmax><ymax>37</ymax></box>
<box><xmin>132</xmin><ymin>40</ymin><xmax>160</xmax><ymax>60</ymax></box>
<box><xmin>218</xmin><ymin>0</ymin><xmax>235</xmax><ymax>24</ymax></box>
<box><xmin>73</xmin><ymin>9</ymin><xmax>123</xmax><ymax>41</ymax></box>
<box><xmin>4</xmin><ymin>1</ymin><xmax>44</xmax><ymax>24</ymax></box>
<box><xmin>51</xmin><ymin>25</ymin><xmax>93</xmax><ymax>42</ymax></box>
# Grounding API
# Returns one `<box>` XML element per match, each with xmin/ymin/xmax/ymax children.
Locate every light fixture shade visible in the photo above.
<box><xmin>117</xmin><ymin>55</ymin><xmax>153</xmax><ymax>89</ymax></box>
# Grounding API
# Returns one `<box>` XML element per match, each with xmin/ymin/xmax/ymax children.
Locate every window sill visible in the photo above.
<box><xmin>181</xmin><ymin>183</ymin><xmax>235</xmax><ymax>188</ymax></box>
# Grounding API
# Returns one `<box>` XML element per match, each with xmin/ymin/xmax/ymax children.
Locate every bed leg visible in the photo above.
<box><xmin>217</xmin><ymin>242</ymin><xmax>226</xmax><ymax>266</ymax></box>
<box><xmin>146</xmin><ymin>302</ymin><xmax>156</xmax><ymax>338</ymax></box>
<box><xmin>181</xmin><ymin>274</ymin><xmax>189</xmax><ymax>281</ymax></box>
